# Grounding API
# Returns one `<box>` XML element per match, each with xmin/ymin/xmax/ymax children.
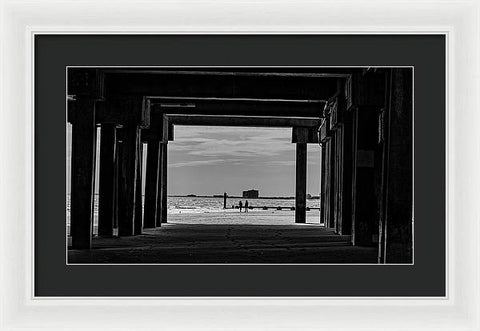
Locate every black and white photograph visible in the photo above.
<box><xmin>66</xmin><ymin>67</ymin><xmax>413</xmax><ymax>264</ymax></box>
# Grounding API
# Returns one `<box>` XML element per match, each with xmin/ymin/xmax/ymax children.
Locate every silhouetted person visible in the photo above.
<box><xmin>239</xmin><ymin>201</ymin><xmax>243</xmax><ymax>212</ymax></box>
<box><xmin>245</xmin><ymin>200</ymin><xmax>249</xmax><ymax>212</ymax></box>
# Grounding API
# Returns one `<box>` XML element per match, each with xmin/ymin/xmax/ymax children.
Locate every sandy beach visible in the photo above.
<box><xmin>68</xmin><ymin>210</ymin><xmax>377</xmax><ymax>264</ymax></box>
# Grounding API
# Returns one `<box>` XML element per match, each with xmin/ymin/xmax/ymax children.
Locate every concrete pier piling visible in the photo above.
<box><xmin>143</xmin><ymin>139</ymin><xmax>160</xmax><ymax>228</ymax></box>
<box><xmin>133</xmin><ymin>136</ymin><xmax>143</xmax><ymax>235</ymax></box>
<box><xmin>155</xmin><ymin>159</ymin><xmax>163</xmax><ymax>227</ymax></box>
<box><xmin>160</xmin><ymin>142</ymin><xmax>168</xmax><ymax>223</ymax></box>
<box><xmin>70</xmin><ymin>97</ymin><xmax>96</xmax><ymax>249</ymax></box>
<box><xmin>98</xmin><ymin>123</ymin><xmax>116</xmax><ymax>237</ymax></box>
<box><xmin>117</xmin><ymin>126</ymin><xmax>138</xmax><ymax>237</ymax></box>
<box><xmin>295</xmin><ymin>143</ymin><xmax>307</xmax><ymax>223</ymax></box>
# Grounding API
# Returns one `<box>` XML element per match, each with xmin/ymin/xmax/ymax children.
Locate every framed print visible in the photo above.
<box><xmin>1</xmin><ymin>0</ymin><xmax>479</xmax><ymax>330</ymax></box>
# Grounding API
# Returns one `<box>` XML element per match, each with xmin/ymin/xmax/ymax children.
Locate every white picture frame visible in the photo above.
<box><xmin>1</xmin><ymin>0</ymin><xmax>479</xmax><ymax>330</ymax></box>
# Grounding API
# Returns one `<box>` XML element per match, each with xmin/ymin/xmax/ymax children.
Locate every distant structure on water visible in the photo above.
<box><xmin>242</xmin><ymin>189</ymin><xmax>259</xmax><ymax>198</ymax></box>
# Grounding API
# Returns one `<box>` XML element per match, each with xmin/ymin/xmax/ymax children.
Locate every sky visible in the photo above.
<box><xmin>67</xmin><ymin>125</ymin><xmax>322</xmax><ymax>197</ymax></box>
<box><xmin>169</xmin><ymin>126</ymin><xmax>320</xmax><ymax>197</ymax></box>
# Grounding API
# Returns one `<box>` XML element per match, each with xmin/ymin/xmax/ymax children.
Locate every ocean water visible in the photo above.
<box><xmin>168</xmin><ymin>196</ymin><xmax>320</xmax><ymax>213</ymax></box>
<box><xmin>66</xmin><ymin>195</ymin><xmax>321</xmax><ymax>233</ymax></box>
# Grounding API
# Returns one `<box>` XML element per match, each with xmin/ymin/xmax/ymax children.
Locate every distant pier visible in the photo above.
<box><xmin>232</xmin><ymin>205</ymin><xmax>319</xmax><ymax>211</ymax></box>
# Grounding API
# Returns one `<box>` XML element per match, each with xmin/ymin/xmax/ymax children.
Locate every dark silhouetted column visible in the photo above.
<box><xmin>320</xmin><ymin>143</ymin><xmax>326</xmax><ymax>225</ymax></box>
<box><xmin>295</xmin><ymin>143</ymin><xmax>307</xmax><ymax>223</ymax></box>
<box><xmin>98</xmin><ymin>124</ymin><xmax>116</xmax><ymax>237</ymax></box>
<box><xmin>155</xmin><ymin>156</ymin><xmax>162</xmax><ymax>227</ymax></box>
<box><xmin>134</xmin><ymin>136</ymin><xmax>143</xmax><ymax>235</ymax></box>
<box><xmin>117</xmin><ymin>126</ymin><xmax>139</xmax><ymax>236</ymax></box>
<box><xmin>160</xmin><ymin>143</ymin><xmax>168</xmax><ymax>223</ymax></box>
<box><xmin>382</xmin><ymin>68</ymin><xmax>413</xmax><ymax>263</ymax></box>
<box><xmin>70</xmin><ymin>97</ymin><xmax>96</xmax><ymax>249</ymax></box>
<box><xmin>143</xmin><ymin>140</ymin><xmax>160</xmax><ymax>228</ymax></box>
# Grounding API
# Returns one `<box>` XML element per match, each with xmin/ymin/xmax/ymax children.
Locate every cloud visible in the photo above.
<box><xmin>269</xmin><ymin>160</ymin><xmax>296</xmax><ymax>166</ymax></box>
<box><xmin>171</xmin><ymin>126</ymin><xmax>294</xmax><ymax>158</ymax></box>
<box><xmin>267</xmin><ymin>159</ymin><xmax>319</xmax><ymax>167</ymax></box>
<box><xmin>169</xmin><ymin>159</ymin><xmax>227</xmax><ymax>168</ymax></box>
<box><xmin>168</xmin><ymin>126</ymin><xmax>323</xmax><ymax>172</ymax></box>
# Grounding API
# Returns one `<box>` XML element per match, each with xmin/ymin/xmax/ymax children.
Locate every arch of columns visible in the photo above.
<box><xmin>67</xmin><ymin>68</ymin><xmax>412</xmax><ymax>264</ymax></box>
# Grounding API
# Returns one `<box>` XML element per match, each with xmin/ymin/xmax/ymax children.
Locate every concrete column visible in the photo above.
<box><xmin>320</xmin><ymin>143</ymin><xmax>326</xmax><ymax>226</ymax></box>
<box><xmin>341</xmin><ymin>112</ymin><xmax>354</xmax><ymax>236</ymax></box>
<box><xmin>322</xmin><ymin>138</ymin><xmax>335</xmax><ymax>229</ymax></box>
<box><xmin>295</xmin><ymin>143</ymin><xmax>307</xmax><ymax>223</ymax></box>
<box><xmin>333</xmin><ymin>127</ymin><xmax>344</xmax><ymax>234</ymax></box>
<box><xmin>98</xmin><ymin>124</ymin><xmax>116</xmax><ymax>237</ymax></box>
<box><xmin>328</xmin><ymin>135</ymin><xmax>336</xmax><ymax>229</ymax></box>
<box><xmin>113</xmin><ymin>140</ymin><xmax>121</xmax><ymax>231</ymax></box>
<box><xmin>351</xmin><ymin>107</ymin><xmax>377</xmax><ymax>246</ymax></box>
<box><xmin>160</xmin><ymin>142</ymin><xmax>168</xmax><ymax>223</ymax></box>
<box><xmin>155</xmin><ymin>157</ymin><xmax>162</xmax><ymax>227</ymax></box>
<box><xmin>117</xmin><ymin>126</ymin><xmax>139</xmax><ymax>237</ymax></box>
<box><xmin>349</xmin><ymin>70</ymin><xmax>389</xmax><ymax>250</ymax></box>
<box><xmin>143</xmin><ymin>140</ymin><xmax>160</xmax><ymax>228</ymax></box>
<box><xmin>134</xmin><ymin>137</ymin><xmax>143</xmax><ymax>235</ymax></box>
<box><xmin>70</xmin><ymin>97</ymin><xmax>96</xmax><ymax>249</ymax></box>
<box><xmin>382</xmin><ymin>68</ymin><xmax>413</xmax><ymax>263</ymax></box>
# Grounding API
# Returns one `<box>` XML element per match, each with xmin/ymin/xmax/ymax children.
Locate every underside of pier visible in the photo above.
<box><xmin>67</xmin><ymin>67</ymin><xmax>412</xmax><ymax>264</ymax></box>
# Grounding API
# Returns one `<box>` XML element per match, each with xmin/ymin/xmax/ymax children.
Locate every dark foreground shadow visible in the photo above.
<box><xmin>68</xmin><ymin>223</ymin><xmax>377</xmax><ymax>264</ymax></box>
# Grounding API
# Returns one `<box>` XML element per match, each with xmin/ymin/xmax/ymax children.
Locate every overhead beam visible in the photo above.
<box><xmin>141</xmin><ymin>112</ymin><xmax>164</xmax><ymax>142</ymax></box>
<box><xmin>165</xmin><ymin>115</ymin><xmax>321</xmax><ymax>128</ymax></box>
<box><xmin>67</xmin><ymin>68</ymin><xmax>104</xmax><ymax>100</ymax></box>
<box><xmin>95</xmin><ymin>96</ymin><xmax>150</xmax><ymax>126</ymax></box>
<box><xmin>292</xmin><ymin>127</ymin><xmax>319</xmax><ymax>143</ymax></box>
<box><xmin>100</xmin><ymin>68</ymin><xmax>353</xmax><ymax>78</ymax></box>
<box><xmin>104</xmin><ymin>72</ymin><xmax>339</xmax><ymax>100</ymax></box>
<box><xmin>149</xmin><ymin>96</ymin><xmax>325</xmax><ymax>103</ymax></box>
<box><xmin>97</xmin><ymin>98</ymin><xmax>325</xmax><ymax>124</ymax></box>
<box><xmin>151</xmin><ymin>98</ymin><xmax>325</xmax><ymax>118</ymax></box>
